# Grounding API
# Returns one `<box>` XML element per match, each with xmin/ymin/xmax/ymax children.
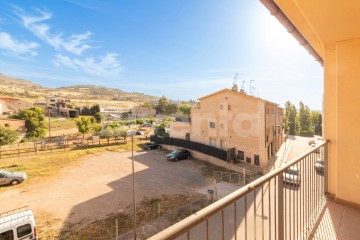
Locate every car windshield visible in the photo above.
<box><xmin>0</xmin><ymin>170</ymin><xmax>10</xmax><ymax>175</ymax></box>
<box><xmin>286</xmin><ymin>169</ymin><xmax>299</xmax><ymax>175</ymax></box>
<box><xmin>172</xmin><ymin>150</ymin><xmax>182</xmax><ymax>154</ymax></box>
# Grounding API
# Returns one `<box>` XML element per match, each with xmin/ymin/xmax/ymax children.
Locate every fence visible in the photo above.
<box><xmin>116</xmin><ymin>196</ymin><xmax>210</xmax><ymax>240</ymax></box>
<box><xmin>0</xmin><ymin>136</ymin><xmax>146</xmax><ymax>159</ymax></box>
<box><xmin>150</xmin><ymin>136</ymin><xmax>227</xmax><ymax>161</ymax></box>
<box><xmin>148</xmin><ymin>141</ymin><xmax>328</xmax><ymax>240</ymax></box>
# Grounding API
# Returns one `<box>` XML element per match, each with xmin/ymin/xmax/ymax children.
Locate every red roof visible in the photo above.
<box><xmin>0</xmin><ymin>98</ymin><xmax>18</xmax><ymax>103</ymax></box>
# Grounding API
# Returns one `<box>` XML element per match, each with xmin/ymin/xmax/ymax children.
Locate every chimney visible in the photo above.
<box><xmin>231</xmin><ymin>83</ymin><xmax>238</xmax><ymax>92</ymax></box>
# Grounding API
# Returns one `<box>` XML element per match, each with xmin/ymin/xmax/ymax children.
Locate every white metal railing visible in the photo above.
<box><xmin>148</xmin><ymin>141</ymin><xmax>328</xmax><ymax>240</ymax></box>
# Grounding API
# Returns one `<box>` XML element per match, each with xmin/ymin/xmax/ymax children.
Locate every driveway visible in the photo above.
<box><xmin>0</xmin><ymin>149</ymin><xmax>212</xmax><ymax>234</ymax></box>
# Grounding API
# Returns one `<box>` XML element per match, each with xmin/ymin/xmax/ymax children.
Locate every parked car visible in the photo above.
<box><xmin>0</xmin><ymin>208</ymin><xmax>37</xmax><ymax>240</ymax></box>
<box><xmin>0</xmin><ymin>170</ymin><xmax>27</xmax><ymax>186</ymax></box>
<box><xmin>283</xmin><ymin>167</ymin><xmax>301</xmax><ymax>186</ymax></box>
<box><xmin>315</xmin><ymin>160</ymin><xmax>325</xmax><ymax>174</ymax></box>
<box><xmin>143</xmin><ymin>142</ymin><xmax>161</xmax><ymax>150</ymax></box>
<box><xmin>308</xmin><ymin>139</ymin><xmax>316</xmax><ymax>145</ymax></box>
<box><xmin>166</xmin><ymin>149</ymin><xmax>191</xmax><ymax>161</ymax></box>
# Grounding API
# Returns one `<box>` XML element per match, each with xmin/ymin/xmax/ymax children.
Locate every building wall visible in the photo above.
<box><xmin>187</xmin><ymin>90</ymin><xmax>281</xmax><ymax>168</ymax></box>
<box><xmin>45</xmin><ymin>97</ymin><xmax>70</xmax><ymax>107</ymax></box>
<box><xmin>169</xmin><ymin>122</ymin><xmax>190</xmax><ymax>139</ymax></box>
<box><xmin>323</xmin><ymin>39</ymin><xmax>360</xmax><ymax>205</ymax></box>
<box><xmin>131</xmin><ymin>107</ymin><xmax>156</xmax><ymax>118</ymax></box>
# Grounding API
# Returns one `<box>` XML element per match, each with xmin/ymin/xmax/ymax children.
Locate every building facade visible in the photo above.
<box><xmin>45</xmin><ymin>96</ymin><xmax>71</xmax><ymax>107</ymax></box>
<box><xmin>131</xmin><ymin>106</ymin><xmax>156</xmax><ymax>118</ymax></box>
<box><xmin>170</xmin><ymin>85</ymin><xmax>283</xmax><ymax>167</ymax></box>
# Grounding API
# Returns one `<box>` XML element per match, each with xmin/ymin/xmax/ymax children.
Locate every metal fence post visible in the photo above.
<box><xmin>324</xmin><ymin>142</ymin><xmax>329</xmax><ymax>195</ymax></box>
<box><xmin>277</xmin><ymin>174</ymin><xmax>285</xmax><ymax>240</ymax></box>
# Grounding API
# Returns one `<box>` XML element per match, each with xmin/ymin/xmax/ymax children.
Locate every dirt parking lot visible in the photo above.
<box><xmin>0</xmin><ymin>149</ymin><xmax>212</xmax><ymax>236</ymax></box>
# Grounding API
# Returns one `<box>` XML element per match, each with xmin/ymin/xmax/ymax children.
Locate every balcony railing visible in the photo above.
<box><xmin>148</xmin><ymin>141</ymin><xmax>328</xmax><ymax>240</ymax></box>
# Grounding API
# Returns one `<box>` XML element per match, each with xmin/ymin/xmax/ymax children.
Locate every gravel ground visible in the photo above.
<box><xmin>0</xmin><ymin>149</ymin><xmax>211</xmax><ymax>235</ymax></box>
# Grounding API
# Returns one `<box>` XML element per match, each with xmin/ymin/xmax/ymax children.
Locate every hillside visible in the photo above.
<box><xmin>0</xmin><ymin>74</ymin><xmax>158</xmax><ymax>103</ymax></box>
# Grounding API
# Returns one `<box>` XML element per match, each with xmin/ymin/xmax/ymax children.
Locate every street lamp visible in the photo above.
<box><xmin>129</xmin><ymin>133</ymin><xmax>137</xmax><ymax>240</ymax></box>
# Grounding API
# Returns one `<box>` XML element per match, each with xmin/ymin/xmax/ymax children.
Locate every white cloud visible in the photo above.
<box><xmin>53</xmin><ymin>53</ymin><xmax>122</xmax><ymax>77</ymax></box>
<box><xmin>13</xmin><ymin>7</ymin><xmax>92</xmax><ymax>56</ymax></box>
<box><xmin>0</xmin><ymin>32</ymin><xmax>39</xmax><ymax>58</ymax></box>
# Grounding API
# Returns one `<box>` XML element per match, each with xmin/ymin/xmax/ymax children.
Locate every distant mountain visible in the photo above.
<box><xmin>0</xmin><ymin>74</ymin><xmax>158</xmax><ymax>103</ymax></box>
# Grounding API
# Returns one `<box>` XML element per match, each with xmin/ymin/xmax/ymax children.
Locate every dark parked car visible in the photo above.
<box><xmin>166</xmin><ymin>149</ymin><xmax>191</xmax><ymax>161</ymax></box>
<box><xmin>143</xmin><ymin>142</ymin><xmax>161</xmax><ymax>150</ymax></box>
<box><xmin>0</xmin><ymin>170</ymin><xmax>27</xmax><ymax>186</ymax></box>
<box><xmin>315</xmin><ymin>160</ymin><xmax>325</xmax><ymax>174</ymax></box>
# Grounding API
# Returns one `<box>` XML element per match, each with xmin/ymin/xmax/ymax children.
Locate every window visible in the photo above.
<box><xmin>254</xmin><ymin>155</ymin><xmax>260</xmax><ymax>166</ymax></box>
<box><xmin>17</xmin><ymin>224</ymin><xmax>32</xmax><ymax>238</ymax></box>
<box><xmin>209</xmin><ymin>122</ymin><xmax>215</xmax><ymax>128</ymax></box>
<box><xmin>50</xmin><ymin>99</ymin><xmax>55</xmax><ymax>102</ymax></box>
<box><xmin>0</xmin><ymin>230</ymin><xmax>14</xmax><ymax>240</ymax></box>
<box><xmin>267</xmin><ymin>135</ymin><xmax>269</xmax><ymax>143</ymax></box>
<box><xmin>246</xmin><ymin>157</ymin><xmax>251</xmax><ymax>163</ymax></box>
<box><xmin>220</xmin><ymin>105</ymin><xmax>223</xmax><ymax>110</ymax></box>
<box><xmin>237</xmin><ymin>151</ymin><xmax>244</xmax><ymax>160</ymax></box>
<box><xmin>228</xmin><ymin>105</ymin><xmax>231</xmax><ymax>110</ymax></box>
<box><xmin>209</xmin><ymin>138</ymin><xmax>216</xmax><ymax>147</ymax></box>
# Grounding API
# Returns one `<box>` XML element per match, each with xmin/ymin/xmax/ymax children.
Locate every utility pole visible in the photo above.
<box><xmin>47</xmin><ymin>105</ymin><xmax>51</xmax><ymax>138</ymax></box>
<box><xmin>131</xmin><ymin>134</ymin><xmax>137</xmax><ymax>240</ymax></box>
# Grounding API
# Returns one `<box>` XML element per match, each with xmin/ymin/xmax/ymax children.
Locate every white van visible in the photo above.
<box><xmin>0</xmin><ymin>207</ymin><xmax>37</xmax><ymax>240</ymax></box>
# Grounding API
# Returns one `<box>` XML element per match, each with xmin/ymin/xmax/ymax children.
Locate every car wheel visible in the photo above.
<box><xmin>187</xmin><ymin>155</ymin><xmax>190</xmax><ymax>159</ymax></box>
<box><xmin>10</xmin><ymin>180</ymin><xmax>19</xmax><ymax>185</ymax></box>
<box><xmin>147</xmin><ymin>147</ymin><xmax>150</xmax><ymax>151</ymax></box>
<box><xmin>175</xmin><ymin>157</ymin><xmax>178</xmax><ymax>162</ymax></box>
<box><xmin>157</xmin><ymin>145</ymin><xmax>161</xmax><ymax>149</ymax></box>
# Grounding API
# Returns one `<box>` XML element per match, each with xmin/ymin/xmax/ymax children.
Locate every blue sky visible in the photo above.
<box><xmin>0</xmin><ymin>0</ymin><xmax>323</xmax><ymax>109</ymax></box>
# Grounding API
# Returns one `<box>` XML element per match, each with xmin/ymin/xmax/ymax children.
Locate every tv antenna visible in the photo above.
<box><xmin>249</xmin><ymin>80</ymin><xmax>255</xmax><ymax>95</ymax></box>
<box><xmin>233</xmin><ymin>72</ymin><xmax>240</xmax><ymax>86</ymax></box>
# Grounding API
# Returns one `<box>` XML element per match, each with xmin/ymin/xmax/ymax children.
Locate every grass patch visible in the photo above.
<box><xmin>47</xmin><ymin>118</ymin><xmax>77</xmax><ymax>131</ymax></box>
<box><xmin>0</xmin><ymin>140</ymin><xmax>145</xmax><ymax>190</ymax></box>
<box><xmin>199</xmin><ymin>161</ymin><xmax>238</xmax><ymax>179</ymax></box>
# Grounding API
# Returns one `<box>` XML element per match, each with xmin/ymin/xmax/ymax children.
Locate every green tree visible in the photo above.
<box><xmin>19</xmin><ymin>107</ymin><xmax>46</xmax><ymax>140</ymax></box>
<box><xmin>99</xmin><ymin>127</ymin><xmax>114</xmax><ymax>145</ymax></box>
<box><xmin>179</xmin><ymin>104</ymin><xmax>192</xmax><ymax>117</ymax></box>
<box><xmin>90</xmin><ymin>104</ymin><xmax>100</xmax><ymax>115</ymax></box>
<box><xmin>155</xmin><ymin>96</ymin><xmax>169</xmax><ymax>114</ymax></box>
<box><xmin>76</xmin><ymin>117</ymin><xmax>93</xmax><ymax>138</ymax></box>
<box><xmin>94</xmin><ymin>112</ymin><xmax>105</xmax><ymax>123</ymax></box>
<box><xmin>119</xmin><ymin>129</ymin><xmax>128</xmax><ymax>142</ymax></box>
<box><xmin>165</xmin><ymin>103</ymin><xmax>178</xmax><ymax>115</ymax></box>
<box><xmin>284</xmin><ymin>101</ymin><xmax>297</xmax><ymax>135</ymax></box>
<box><xmin>298</xmin><ymin>101</ymin><xmax>312</xmax><ymax>135</ymax></box>
<box><xmin>0</xmin><ymin>126</ymin><xmax>18</xmax><ymax>145</ymax></box>
<box><xmin>314</xmin><ymin>114</ymin><xmax>322</xmax><ymax>135</ymax></box>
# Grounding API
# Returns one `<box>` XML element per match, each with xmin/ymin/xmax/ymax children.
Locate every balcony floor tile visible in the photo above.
<box><xmin>309</xmin><ymin>200</ymin><xmax>360</xmax><ymax>240</ymax></box>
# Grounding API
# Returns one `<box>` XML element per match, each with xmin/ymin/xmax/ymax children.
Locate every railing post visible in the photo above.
<box><xmin>277</xmin><ymin>173</ymin><xmax>285</xmax><ymax>240</ymax></box>
<box><xmin>324</xmin><ymin>142</ymin><xmax>328</xmax><ymax>195</ymax></box>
